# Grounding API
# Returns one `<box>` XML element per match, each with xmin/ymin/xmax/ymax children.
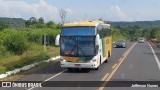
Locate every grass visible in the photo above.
<box><xmin>0</xmin><ymin>44</ymin><xmax>60</xmax><ymax>74</ymax></box>
<box><xmin>0</xmin><ymin>28</ymin><xmax>61</xmax><ymax>74</ymax></box>
<box><xmin>1</xmin><ymin>60</ymin><xmax>59</xmax><ymax>81</ymax></box>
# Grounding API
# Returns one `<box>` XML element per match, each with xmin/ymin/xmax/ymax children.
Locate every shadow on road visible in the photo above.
<box><xmin>64</xmin><ymin>68</ymin><xmax>91</xmax><ymax>73</ymax></box>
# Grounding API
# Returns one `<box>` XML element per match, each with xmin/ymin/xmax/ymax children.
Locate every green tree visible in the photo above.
<box><xmin>30</xmin><ymin>17</ymin><xmax>37</xmax><ymax>24</ymax></box>
<box><xmin>4</xmin><ymin>33</ymin><xmax>29</xmax><ymax>55</ymax></box>
<box><xmin>142</xmin><ymin>28</ymin><xmax>151</xmax><ymax>40</ymax></box>
<box><xmin>36</xmin><ymin>17</ymin><xmax>46</xmax><ymax>28</ymax></box>
<box><xmin>38</xmin><ymin>17</ymin><xmax>44</xmax><ymax>24</ymax></box>
<box><xmin>0</xmin><ymin>21</ymin><xmax>9</xmax><ymax>30</ymax></box>
<box><xmin>46</xmin><ymin>21</ymin><xmax>56</xmax><ymax>28</ymax></box>
<box><xmin>56</xmin><ymin>23</ymin><xmax>62</xmax><ymax>29</ymax></box>
<box><xmin>25</xmin><ymin>17</ymin><xmax>38</xmax><ymax>28</ymax></box>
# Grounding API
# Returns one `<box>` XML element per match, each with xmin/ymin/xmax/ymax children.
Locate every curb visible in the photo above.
<box><xmin>0</xmin><ymin>56</ymin><xmax>60</xmax><ymax>79</ymax></box>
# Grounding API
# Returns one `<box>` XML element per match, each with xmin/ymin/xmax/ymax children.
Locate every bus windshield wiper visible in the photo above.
<box><xmin>77</xmin><ymin>45</ymin><xmax>86</xmax><ymax>56</ymax></box>
<box><xmin>68</xmin><ymin>45</ymin><xmax>77</xmax><ymax>56</ymax></box>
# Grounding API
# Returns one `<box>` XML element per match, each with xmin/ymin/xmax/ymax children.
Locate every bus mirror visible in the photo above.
<box><xmin>96</xmin><ymin>34</ymin><xmax>100</xmax><ymax>45</ymax></box>
<box><xmin>55</xmin><ymin>34</ymin><xmax>60</xmax><ymax>46</ymax></box>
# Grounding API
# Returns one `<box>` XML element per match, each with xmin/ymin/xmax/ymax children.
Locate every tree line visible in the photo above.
<box><xmin>112</xmin><ymin>25</ymin><xmax>160</xmax><ymax>41</ymax></box>
<box><xmin>25</xmin><ymin>17</ymin><xmax>62</xmax><ymax>29</ymax></box>
<box><xmin>0</xmin><ymin>17</ymin><xmax>62</xmax><ymax>30</ymax></box>
<box><xmin>0</xmin><ymin>17</ymin><xmax>160</xmax><ymax>55</ymax></box>
<box><xmin>0</xmin><ymin>17</ymin><xmax>61</xmax><ymax>56</ymax></box>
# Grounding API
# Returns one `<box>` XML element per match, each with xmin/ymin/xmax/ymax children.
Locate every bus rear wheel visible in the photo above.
<box><xmin>105</xmin><ymin>52</ymin><xmax>110</xmax><ymax>63</ymax></box>
<box><xmin>105</xmin><ymin>57</ymin><xmax>108</xmax><ymax>63</ymax></box>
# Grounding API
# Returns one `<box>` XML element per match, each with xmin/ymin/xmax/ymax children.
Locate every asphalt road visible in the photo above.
<box><xmin>1</xmin><ymin>42</ymin><xmax>160</xmax><ymax>90</ymax></box>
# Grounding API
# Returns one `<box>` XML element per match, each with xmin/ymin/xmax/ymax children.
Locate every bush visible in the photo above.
<box><xmin>26</xmin><ymin>28</ymin><xmax>61</xmax><ymax>45</ymax></box>
<box><xmin>4</xmin><ymin>33</ymin><xmax>29</xmax><ymax>55</ymax></box>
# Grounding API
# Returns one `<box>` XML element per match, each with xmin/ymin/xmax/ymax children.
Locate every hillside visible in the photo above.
<box><xmin>0</xmin><ymin>17</ymin><xmax>26</xmax><ymax>28</ymax></box>
<box><xmin>109</xmin><ymin>20</ymin><xmax>160</xmax><ymax>27</ymax></box>
<box><xmin>1</xmin><ymin>17</ymin><xmax>160</xmax><ymax>28</ymax></box>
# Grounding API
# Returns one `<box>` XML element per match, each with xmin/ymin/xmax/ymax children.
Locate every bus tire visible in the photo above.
<box><xmin>108</xmin><ymin>51</ymin><xmax>111</xmax><ymax>57</ymax></box>
<box><xmin>95</xmin><ymin>67</ymin><xmax>99</xmax><ymax>70</ymax></box>
<box><xmin>105</xmin><ymin>52</ymin><xmax>110</xmax><ymax>63</ymax></box>
<box><xmin>67</xmin><ymin>68</ymin><xmax>73</xmax><ymax>72</ymax></box>
<box><xmin>105</xmin><ymin>59</ymin><xmax>108</xmax><ymax>63</ymax></box>
<box><xmin>105</xmin><ymin>57</ymin><xmax>108</xmax><ymax>63</ymax></box>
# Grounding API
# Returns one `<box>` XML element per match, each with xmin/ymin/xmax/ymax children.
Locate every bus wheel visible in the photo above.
<box><xmin>105</xmin><ymin>52</ymin><xmax>110</xmax><ymax>63</ymax></box>
<box><xmin>67</xmin><ymin>68</ymin><xmax>73</xmax><ymax>72</ymax></box>
<box><xmin>105</xmin><ymin>57</ymin><xmax>108</xmax><ymax>63</ymax></box>
<box><xmin>105</xmin><ymin>59</ymin><xmax>108</xmax><ymax>63</ymax></box>
<box><xmin>108</xmin><ymin>51</ymin><xmax>111</xmax><ymax>57</ymax></box>
<box><xmin>95</xmin><ymin>67</ymin><xmax>99</xmax><ymax>70</ymax></box>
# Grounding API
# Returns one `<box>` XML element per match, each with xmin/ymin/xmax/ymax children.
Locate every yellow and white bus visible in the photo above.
<box><xmin>56</xmin><ymin>20</ymin><xmax>112</xmax><ymax>70</ymax></box>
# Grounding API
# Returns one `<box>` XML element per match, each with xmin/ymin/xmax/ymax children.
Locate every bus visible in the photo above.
<box><xmin>56</xmin><ymin>20</ymin><xmax>112</xmax><ymax>70</ymax></box>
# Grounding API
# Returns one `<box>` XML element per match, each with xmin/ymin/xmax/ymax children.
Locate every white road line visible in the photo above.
<box><xmin>43</xmin><ymin>69</ymin><xmax>67</xmax><ymax>82</ymax></box>
<box><xmin>28</xmin><ymin>69</ymin><xmax>67</xmax><ymax>90</ymax></box>
<box><xmin>148</xmin><ymin>43</ymin><xmax>160</xmax><ymax>70</ymax></box>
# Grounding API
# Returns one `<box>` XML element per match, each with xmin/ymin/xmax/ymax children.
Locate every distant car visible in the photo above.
<box><xmin>138</xmin><ymin>38</ymin><xmax>145</xmax><ymax>43</ymax></box>
<box><xmin>115</xmin><ymin>40</ymin><xmax>126</xmax><ymax>48</ymax></box>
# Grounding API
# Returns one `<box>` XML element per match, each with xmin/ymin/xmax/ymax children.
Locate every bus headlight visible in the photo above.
<box><xmin>62</xmin><ymin>60</ymin><xmax>67</xmax><ymax>62</ymax></box>
<box><xmin>88</xmin><ymin>59</ymin><xmax>96</xmax><ymax>62</ymax></box>
<box><xmin>60</xmin><ymin>57</ymin><xmax>64</xmax><ymax>61</ymax></box>
<box><xmin>92</xmin><ymin>59</ymin><xmax>97</xmax><ymax>62</ymax></box>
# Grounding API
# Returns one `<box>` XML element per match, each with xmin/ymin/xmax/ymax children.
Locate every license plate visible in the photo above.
<box><xmin>75</xmin><ymin>64</ymin><xmax>81</xmax><ymax>66</ymax></box>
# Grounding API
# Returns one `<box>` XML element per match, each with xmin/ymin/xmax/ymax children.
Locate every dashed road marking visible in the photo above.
<box><xmin>101</xmin><ymin>73</ymin><xmax>109</xmax><ymax>81</ymax></box>
<box><xmin>118</xmin><ymin>58</ymin><xmax>123</xmax><ymax>61</ymax></box>
<box><xmin>112</xmin><ymin>63</ymin><xmax>117</xmax><ymax>69</ymax></box>
<box><xmin>28</xmin><ymin>69</ymin><xmax>67</xmax><ymax>90</ymax></box>
<box><xmin>98</xmin><ymin>43</ymin><xmax>136</xmax><ymax>90</ymax></box>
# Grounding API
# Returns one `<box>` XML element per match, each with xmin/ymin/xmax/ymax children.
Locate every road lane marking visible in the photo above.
<box><xmin>123</xmin><ymin>52</ymin><xmax>127</xmax><ymax>57</ymax></box>
<box><xmin>28</xmin><ymin>69</ymin><xmax>67</xmax><ymax>90</ymax></box>
<box><xmin>123</xmin><ymin>49</ymin><xmax>130</xmax><ymax>57</ymax></box>
<box><xmin>98</xmin><ymin>43</ymin><xmax>136</xmax><ymax>90</ymax></box>
<box><xmin>101</xmin><ymin>73</ymin><xmax>109</xmax><ymax>81</ymax></box>
<box><xmin>43</xmin><ymin>69</ymin><xmax>67</xmax><ymax>82</ymax></box>
<box><xmin>148</xmin><ymin>43</ymin><xmax>160</xmax><ymax>70</ymax></box>
<box><xmin>112</xmin><ymin>63</ymin><xmax>117</xmax><ymax>69</ymax></box>
<box><xmin>123</xmin><ymin>47</ymin><xmax>131</xmax><ymax>57</ymax></box>
<box><xmin>118</xmin><ymin>58</ymin><xmax>122</xmax><ymax>61</ymax></box>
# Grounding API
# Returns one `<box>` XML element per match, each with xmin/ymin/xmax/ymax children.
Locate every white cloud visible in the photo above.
<box><xmin>109</xmin><ymin>5</ymin><xmax>131</xmax><ymax>21</ymax></box>
<box><xmin>0</xmin><ymin>0</ymin><xmax>72</xmax><ymax>22</ymax></box>
<box><xmin>64</xmin><ymin>8</ymin><xmax>73</xmax><ymax>15</ymax></box>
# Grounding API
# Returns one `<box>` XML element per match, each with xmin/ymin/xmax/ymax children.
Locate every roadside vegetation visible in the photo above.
<box><xmin>112</xmin><ymin>25</ymin><xmax>160</xmax><ymax>42</ymax></box>
<box><xmin>0</xmin><ymin>17</ymin><xmax>61</xmax><ymax>73</ymax></box>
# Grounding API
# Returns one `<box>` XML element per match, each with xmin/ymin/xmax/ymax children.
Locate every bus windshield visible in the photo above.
<box><xmin>61</xmin><ymin>37</ymin><xmax>77</xmax><ymax>56</ymax></box>
<box><xmin>60</xmin><ymin>36</ymin><xmax>95</xmax><ymax>56</ymax></box>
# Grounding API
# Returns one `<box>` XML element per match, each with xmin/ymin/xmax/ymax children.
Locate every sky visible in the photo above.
<box><xmin>0</xmin><ymin>0</ymin><xmax>160</xmax><ymax>23</ymax></box>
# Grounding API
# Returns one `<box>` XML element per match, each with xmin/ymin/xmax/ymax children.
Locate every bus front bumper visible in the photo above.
<box><xmin>60</xmin><ymin>61</ymin><xmax>98</xmax><ymax>69</ymax></box>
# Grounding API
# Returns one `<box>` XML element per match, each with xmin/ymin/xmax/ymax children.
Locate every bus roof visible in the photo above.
<box><xmin>63</xmin><ymin>20</ymin><xmax>110</xmax><ymax>27</ymax></box>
